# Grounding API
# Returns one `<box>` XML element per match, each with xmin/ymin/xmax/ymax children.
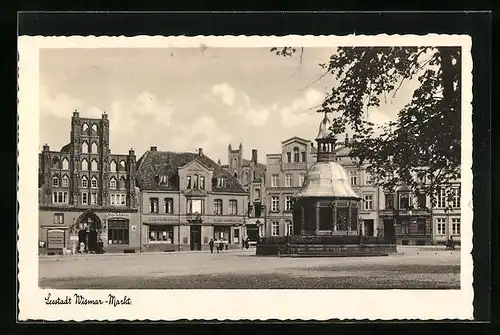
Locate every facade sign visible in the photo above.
<box><xmin>47</xmin><ymin>230</ymin><xmax>65</xmax><ymax>249</ymax></box>
<box><xmin>106</xmin><ymin>213</ymin><xmax>131</xmax><ymax>219</ymax></box>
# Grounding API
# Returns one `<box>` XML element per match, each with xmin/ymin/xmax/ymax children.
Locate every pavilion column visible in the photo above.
<box><xmin>347</xmin><ymin>202</ymin><xmax>352</xmax><ymax>233</ymax></box>
<box><xmin>315</xmin><ymin>201</ymin><xmax>320</xmax><ymax>234</ymax></box>
<box><xmin>300</xmin><ymin>204</ymin><xmax>305</xmax><ymax>235</ymax></box>
<box><xmin>332</xmin><ymin>202</ymin><xmax>337</xmax><ymax>234</ymax></box>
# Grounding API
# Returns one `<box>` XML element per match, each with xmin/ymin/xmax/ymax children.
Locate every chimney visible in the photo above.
<box><xmin>129</xmin><ymin>148</ymin><xmax>135</xmax><ymax>156</ymax></box>
<box><xmin>345</xmin><ymin>134</ymin><xmax>349</xmax><ymax>146</ymax></box>
<box><xmin>43</xmin><ymin>143</ymin><xmax>50</xmax><ymax>152</ymax></box>
<box><xmin>252</xmin><ymin>149</ymin><xmax>258</xmax><ymax>164</ymax></box>
<box><xmin>198</xmin><ymin>148</ymin><xmax>203</xmax><ymax>156</ymax></box>
<box><xmin>72</xmin><ymin>109</ymin><xmax>79</xmax><ymax>117</ymax></box>
<box><xmin>150</xmin><ymin>146</ymin><xmax>157</xmax><ymax>152</ymax></box>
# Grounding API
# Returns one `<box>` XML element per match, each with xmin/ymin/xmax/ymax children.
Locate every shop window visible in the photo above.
<box><xmin>108</xmin><ymin>220</ymin><xmax>129</xmax><ymax>245</ymax></box>
<box><xmin>149</xmin><ymin>225</ymin><xmax>174</xmax><ymax>243</ymax></box>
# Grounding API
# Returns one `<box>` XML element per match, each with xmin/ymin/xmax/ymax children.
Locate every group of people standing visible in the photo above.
<box><xmin>208</xmin><ymin>237</ymin><xmax>250</xmax><ymax>254</ymax></box>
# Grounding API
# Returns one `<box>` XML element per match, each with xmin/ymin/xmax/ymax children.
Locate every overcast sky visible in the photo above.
<box><xmin>39</xmin><ymin>47</ymin><xmax>418</xmax><ymax>164</ymax></box>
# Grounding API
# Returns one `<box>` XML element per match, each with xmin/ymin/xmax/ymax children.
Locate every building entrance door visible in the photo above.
<box><xmin>383</xmin><ymin>219</ymin><xmax>395</xmax><ymax>244</ymax></box>
<box><xmin>190</xmin><ymin>225</ymin><xmax>201</xmax><ymax>251</ymax></box>
<box><xmin>76</xmin><ymin>212</ymin><xmax>102</xmax><ymax>253</ymax></box>
<box><xmin>364</xmin><ymin>219</ymin><xmax>374</xmax><ymax>236</ymax></box>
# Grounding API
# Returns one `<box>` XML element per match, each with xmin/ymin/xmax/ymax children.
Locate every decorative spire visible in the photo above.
<box><xmin>315</xmin><ymin>111</ymin><xmax>337</xmax><ymax>162</ymax></box>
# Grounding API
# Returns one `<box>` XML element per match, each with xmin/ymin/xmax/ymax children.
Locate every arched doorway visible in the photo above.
<box><xmin>74</xmin><ymin>211</ymin><xmax>102</xmax><ymax>253</ymax></box>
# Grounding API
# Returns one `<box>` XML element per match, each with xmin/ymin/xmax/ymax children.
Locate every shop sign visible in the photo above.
<box><xmin>47</xmin><ymin>230</ymin><xmax>65</xmax><ymax>249</ymax></box>
<box><xmin>212</xmin><ymin>217</ymin><xmax>243</xmax><ymax>225</ymax></box>
<box><xmin>144</xmin><ymin>216</ymin><xmax>179</xmax><ymax>224</ymax></box>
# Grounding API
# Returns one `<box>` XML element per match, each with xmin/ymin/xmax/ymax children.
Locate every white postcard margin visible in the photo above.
<box><xmin>18</xmin><ymin>34</ymin><xmax>474</xmax><ymax>321</ymax></box>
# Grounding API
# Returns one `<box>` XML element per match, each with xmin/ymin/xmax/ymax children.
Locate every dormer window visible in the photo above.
<box><xmin>159</xmin><ymin>175</ymin><xmax>168</xmax><ymax>185</ymax></box>
<box><xmin>217</xmin><ymin>177</ymin><xmax>225</xmax><ymax>188</ymax></box>
<box><xmin>293</xmin><ymin>147</ymin><xmax>300</xmax><ymax>162</ymax></box>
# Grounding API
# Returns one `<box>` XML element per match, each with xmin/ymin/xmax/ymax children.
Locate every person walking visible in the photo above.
<box><xmin>209</xmin><ymin>239</ymin><xmax>214</xmax><ymax>254</ymax></box>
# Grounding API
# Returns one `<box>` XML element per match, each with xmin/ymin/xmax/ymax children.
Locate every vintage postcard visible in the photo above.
<box><xmin>18</xmin><ymin>34</ymin><xmax>473</xmax><ymax>321</ymax></box>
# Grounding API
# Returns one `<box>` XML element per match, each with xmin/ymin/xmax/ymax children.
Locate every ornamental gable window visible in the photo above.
<box><xmin>62</xmin><ymin>158</ymin><xmax>69</xmax><ymax>170</ymax></box>
<box><xmin>61</xmin><ymin>175</ymin><xmax>69</xmax><ymax>188</ymax></box>
<box><xmin>52</xmin><ymin>176</ymin><xmax>59</xmax><ymax>187</ymax></box>
<box><xmin>91</xmin><ymin>159</ymin><xmax>98</xmax><ymax>171</ymax></box>
<box><xmin>91</xmin><ymin>142</ymin><xmax>98</xmax><ymax>153</ymax></box>
<box><xmin>110</xmin><ymin>160</ymin><xmax>117</xmax><ymax>172</ymax></box>
<box><xmin>81</xmin><ymin>176</ymin><xmax>88</xmax><ymax>188</ymax></box>
<box><xmin>81</xmin><ymin>159</ymin><xmax>88</xmax><ymax>171</ymax></box>
<box><xmin>109</xmin><ymin>178</ymin><xmax>116</xmax><ymax>189</ymax></box>
<box><xmin>91</xmin><ymin>176</ymin><xmax>98</xmax><ymax>188</ymax></box>
<box><xmin>81</xmin><ymin>142</ymin><xmax>89</xmax><ymax>153</ymax></box>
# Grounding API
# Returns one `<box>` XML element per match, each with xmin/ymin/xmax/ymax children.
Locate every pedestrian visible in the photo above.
<box><xmin>245</xmin><ymin>238</ymin><xmax>249</xmax><ymax>249</ymax></box>
<box><xmin>242</xmin><ymin>237</ymin><xmax>245</xmax><ymax>249</ymax></box>
<box><xmin>219</xmin><ymin>242</ymin><xmax>224</xmax><ymax>253</ymax></box>
<box><xmin>225</xmin><ymin>243</ymin><xmax>228</xmax><ymax>251</ymax></box>
<box><xmin>209</xmin><ymin>239</ymin><xmax>214</xmax><ymax>254</ymax></box>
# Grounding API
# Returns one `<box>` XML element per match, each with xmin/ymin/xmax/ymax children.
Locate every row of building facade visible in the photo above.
<box><xmin>38</xmin><ymin>112</ymin><xmax>462</xmax><ymax>254</ymax></box>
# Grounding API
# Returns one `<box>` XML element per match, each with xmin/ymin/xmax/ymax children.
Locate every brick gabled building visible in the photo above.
<box><xmin>38</xmin><ymin>111</ymin><xmax>141</xmax><ymax>254</ymax></box>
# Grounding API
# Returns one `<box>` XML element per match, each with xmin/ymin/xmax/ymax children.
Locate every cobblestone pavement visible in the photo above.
<box><xmin>39</xmin><ymin>246</ymin><xmax>461</xmax><ymax>289</ymax></box>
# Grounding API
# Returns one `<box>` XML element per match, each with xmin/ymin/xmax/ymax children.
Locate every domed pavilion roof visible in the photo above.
<box><xmin>294</xmin><ymin>161</ymin><xmax>360</xmax><ymax>199</ymax></box>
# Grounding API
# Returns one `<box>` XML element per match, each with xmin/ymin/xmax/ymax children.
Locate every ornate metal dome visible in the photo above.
<box><xmin>294</xmin><ymin>161</ymin><xmax>360</xmax><ymax>199</ymax></box>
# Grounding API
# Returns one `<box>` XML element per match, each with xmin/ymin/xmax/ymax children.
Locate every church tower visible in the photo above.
<box><xmin>227</xmin><ymin>142</ymin><xmax>243</xmax><ymax>180</ymax></box>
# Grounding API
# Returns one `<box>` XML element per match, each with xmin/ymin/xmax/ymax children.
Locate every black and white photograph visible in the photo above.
<box><xmin>18</xmin><ymin>34</ymin><xmax>473</xmax><ymax>321</ymax></box>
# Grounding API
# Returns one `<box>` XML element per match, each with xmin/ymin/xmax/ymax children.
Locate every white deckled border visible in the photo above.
<box><xmin>18</xmin><ymin>34</ymin><xmax>473</xmax><ymax>321</ymax></box>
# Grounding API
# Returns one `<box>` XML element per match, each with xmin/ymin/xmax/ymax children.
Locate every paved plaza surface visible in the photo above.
<box><xmin>39</xmin><ymin>246</ymin><xmax>461</xmax><ymax>289</ymax></box>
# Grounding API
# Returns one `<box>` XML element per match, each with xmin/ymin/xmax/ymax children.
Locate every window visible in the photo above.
<box><xmin>234</xmin><ymin>229</ymin><xmax>240</xmax><ymax>243</ymax></box>
<box><xmin>52</xmin><ymin>176</ymin><xmax>59</xmax><ymax>187</ymax></box>
<box><xmin>187</xmin><ymin>199</ymin><xmax>204</xmax><ymax>214</ymax></box>
<box><xmin>91</xmin><ymin>159</ymin><xmax>98</xmax><ymax>171</ymax></box>
<box><xmin>216</xmin><ymin>177</ymin><xmax>224</xmax><ymax>188</ymax></box>
<box><xmin>81</xmin><ymin>159</ymin><xmax>88</xmax><ymax>170</ymax></box>
<box><xmin>271</xmin><ymin>196</ymin><xmax>280</xmax><ymax>212</ymax></box>
<box><xmin>451</xmin><ymin>188</ymin><xmax>461</xmax><ymax>208</ymax></box>
<box><xmin>91</xmin><ymin>177</ymin><xmax>98</xmax><ymax>188</ymax></box>
<box><xmin>119</xmin><ymin>177</ymin><xmax>126</xmax><ymax>189</ymax></box>
<box><xmin>214</xmin><ymin>199</ymin><xmax>223</xmax><ymax>215</ymax></box>
<box><xmin>52</xmin><ymin>191</ymin><xmax>68</xmax><ymax>204</ymax></box>
<box><xmin>286</xmin><ymin>152</ymin><xmax>291</xmax><ymax>163</ymax></box>
<box><xmin>243</xmin><ymin>172</ymin><xmax>249</xmax><ymax>184</ymax></box>
<box><xmin>363</xmin><ymin>194</ymin><xmax>373</xmax><ymax>210</ymax></box>
<box><xmin>52</xmin><ymin>157</ymin><xmax>61</xmax><ymax>169</ymax></box>
<box><xmin>301</xmin><ymin>151</ymin><xmax>306</xmax><ymax>163</ymax></box>
<box><xmin>54</xmin><ymin>213</ymin><xmax>64</xmax><ymax>224</ymax></box>
<box><xmin>159</xmin><ymin>175</ymin><xmax>168</xmax><ymax>185</ymax></box>
<box><xmin>200</xmin><ymin>176</ymin><xmax>205</xmax><ymax>189</ymax></box>
<box><xmin>149</xmin><ymin>197</ymin><xmax>159</xmax><ymax>213</ymax></box>
<box><xmin>272</xmin><ymin>222</ymin><xmax>279</xmax><ymax>236</ymax></box>
<box><xmin>452</xmin><ymin>218</ymin><xmax>461</xmax><ymax>235</ymax></box>
<box><xmin>254</xmin><ymin>188</ymin><xmax>261</xmax><ymax>201</ymax></box>
<box><xmin>399</xmin><ymin>193</ymin><xmax>410</xmax><ymax>209</ymax></box>
<box><xmin>186</xmin><ymin>176</ymin><xmax>192</xmax><ymax>188</ymax></box>
<box><xmin>81</xmin><ymin>142</ymin><xmax>88</xmax><ymax>153</ymax></box>
<box><xmin>214</xmin><ymin>226</ymin><xmax>231</xmax><ymax>242</ymax></box>
<box><xmin>349</xmin><ymin>170</ymin><xmax>358</xmax><ymax>186</ymax></box>
<box><xmin>253</xmin><ymin>171</ymin><xmax>256</xmax><ymax>181</ymax></box>
<box><xmin>437</xmin><ymin>188</ymin><xmax>446</xmax><ymax>208</ymax></box>
<box><xmin>164</xmin><ymin>198</ymin><xmax>173</xmax><ymax>214</ymax></box>
<box><xmin>110</xmin><ymin>160</ymin><xmax>117</xmax><ymax>172</ymax></box>
<box><xmin>286</xmin><ymin>220</ymin><xmax>293</xmax><ymax>236</ymax></box>
<box><xmin>285</xmin><ymin>196</ymin><xmax>293</xmax><ymax>211</ymax></box>
<box><xmin>92</xmin><ymin>124</ymin><xmax>98</xmax><ymax>132</ymax></box>
<box><xmin>293</xmin><ymin>147</ymin><xmax>300</xmax><ymax>162</ymax></box>
<box><xmin>417</xmin><ymin>193</ymin><xmax>427</xmax><ymax>208</ymax></box>
<box><xmin>91</xmin><ymin>142</ymin><xmax>98</xmax><ymax>153</ymax></box>
<box><xmin>107</xmin><ymin>220</ymin><xmax>129</xmax><ymax>245</ymax></box>
<box><xmin>61</xmin><ymin>175</ymin><xmax>69</xmax><ymax>188</ymax></box>
<box><xmin>401</xmin><ymin>219</ymin><xmax>409</xmax><ymax>234</ymax></box>
<box><xmin>120</xmin><ymin>160</ymin><xmax>126</xmax><ymax>169</ymax></box>
<box><xmin>90</xmin><ymin>193</ymin><xmax>97</xmax><ymax>205</ymax></box>
<box><xmin>149</xmin><ymin>225</ymin><xmax>174</xmax><ymax>243</ymax></box>
<box><xmin>109</xmin><ymin>178</ymin><xmax>116</xmax><ymax>189</ymax></box>
<box><xmin>299</xmin><ymin>174</ymin><xmax>305</xmax><ymax>186</ymax></box>
<box><xmin>285</xmin><ymin>174</ymin><xmax>292</xmax><ymax>187</ymax></box>
<box><xmin>193</xmin><ymin>174</ymin><xmax>199</xmax><ymax>189</ymax></box>
<box><xmin>229</xmin><ymin>200</ymin><xmax>237</xmax><ymax>215</ymax></box>
<box><xmin>62</xmin><ymin>158</ymin><xmax>69</xmax><ymax>170</ymax></box>
<box><xmin>436</xmin><ymin>218</ymin><xmax>446</xmax><ymax>235</ymax></box>
<box><xmin>81</xmin><ymin>192</ymin><xmax>88</xmax><ymax>205</ymax></box>
<box><xmin>120</xmin><ymin>194</ymin><xmax>126</xmax><ymax>205</ymax></box>
<box><xmin>110</xmin><ymin>194</ymin><xmax>116</xmax><ymax>205</ymax></box>
<box><xmin>365</xmin><ymin>172</ymin><xmax>373</xmax><ymax>185</ymax></box>
<box><xmin>271</xmin><ymin>174</ymin><xmax>279</xmax><ymax>187</ymax></box>
<box><xmin>110</xmin><ymin>193</ymin><xmax>125</xmax><ymax>206</ymax></box>
<box><xmin>385</xmin><ymin>194</ymin><xmax>394</xmax><ymax>209</ymax></box>
<box><xmin>81</xmin><ymin>176</ymin><xmax>88</xmax><ymax>188</ymax></box>
<box><xmin>82</xmin><ymin>123</ymin><xmax>88</xmax><ymax>132</ymax></box>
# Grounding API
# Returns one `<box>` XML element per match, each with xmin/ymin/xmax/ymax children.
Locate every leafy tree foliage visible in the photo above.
<box><xmin>271</xmin><ymin>46</ymin><xmax>461</xmax><ymax>204</ymax></box>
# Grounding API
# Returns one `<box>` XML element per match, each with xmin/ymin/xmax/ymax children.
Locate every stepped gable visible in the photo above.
<box><xmin>135</xmin><ymin>150</ymin><xmax>246</xmax><ymax>193</ymax></box>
